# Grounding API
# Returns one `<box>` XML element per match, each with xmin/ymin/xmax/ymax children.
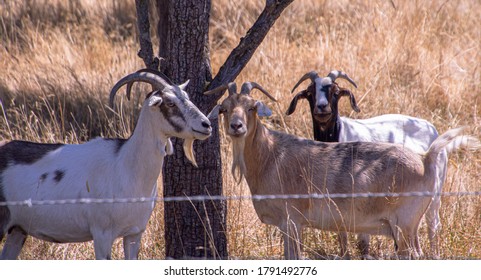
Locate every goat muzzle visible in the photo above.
<box><xmin>228</xmin><ymin>120</ymin><xmax>247</xmax><ymax>137</ymax></box>
<box><xmin>313</xmin><ymin>112</ymin><xmax>332</xmax><ymax>124</ymax></box>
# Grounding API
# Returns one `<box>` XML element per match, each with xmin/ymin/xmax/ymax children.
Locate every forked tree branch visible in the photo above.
<box><xmin>135</xmin><ymin>0</ymin><xmax>159</xmax><ymax>70</ymax></box>
<box><xmin>135</xmin><ymin>0</ymin><xmax>294</xmax><ymax>96</ymax></box>
<box><xmin>208</xmin><ymin>0</ymin><xmax>294</xmax><ymax>99</ymax></box>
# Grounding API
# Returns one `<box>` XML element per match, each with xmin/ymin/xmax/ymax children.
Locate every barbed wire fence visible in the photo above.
<box><xmin>1</xmin><ymin>190</ymin><xmax>480</xmax><ymax>260</ymax></box>
<box><xmin>1</xmin><ymin>190</ymin><xmax>481</xmax><ymax>207</ymax></box>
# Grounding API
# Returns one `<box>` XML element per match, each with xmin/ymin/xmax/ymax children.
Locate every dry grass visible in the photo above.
<box><xmin>1</xmin><ymin>0</ymin><xmax>480</xmax><ymax>259</ymax></box>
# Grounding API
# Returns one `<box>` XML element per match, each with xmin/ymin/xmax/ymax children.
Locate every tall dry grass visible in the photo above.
<box><xmin>0</xmin><ymin>0</ymin><xmax>480</xmax><ymax>259</ymax></box>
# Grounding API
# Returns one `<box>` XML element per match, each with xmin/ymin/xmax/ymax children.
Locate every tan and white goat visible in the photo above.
<box><xmin>206</xmin><ymin>82</ymin><xmax>478</xmax><ymax>259</ymax></box>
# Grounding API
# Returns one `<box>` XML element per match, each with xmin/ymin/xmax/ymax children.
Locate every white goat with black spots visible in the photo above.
<box><xmin>286</xmin><ymin>70</ymin><xmax>448</xmax><ymax>258</ymax></box>
<box><xmin>0</xmin><ymin>69</ymin><xmax>212</xmax><ymax>259</ymax></box>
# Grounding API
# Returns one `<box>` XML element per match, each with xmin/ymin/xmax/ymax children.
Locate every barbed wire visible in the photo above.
<box><xmin>1</xmin><ymin>190</ymin><xmax>480</xmax><ymax>207</ymax></box>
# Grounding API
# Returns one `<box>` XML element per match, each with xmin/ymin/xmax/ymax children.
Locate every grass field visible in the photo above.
<box><xmin>1</xmin><ymin>0</ymin><xmax>480</xmax><ymax>259</ymax></box>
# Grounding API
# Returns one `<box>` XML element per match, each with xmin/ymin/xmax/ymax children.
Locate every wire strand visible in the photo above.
<box><xmin>1</xmin><ymin>191</ymin><xmax>480</xmax><ymax>207</ymax></box>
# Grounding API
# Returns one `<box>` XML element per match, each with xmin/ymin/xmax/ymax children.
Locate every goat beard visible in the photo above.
<box><xmin>183</xmin><ymin>138</ymin><xmax>197</xmax><ymax>167</ymax></box>
<box><xmin>231</xmin><ymin>137</ymin><xmax>247</xmax><ymax>184</ymax></box>
<box><xmin>165</xmin><ymin>138</ymin><xmax>173</xmax><ymax>155</ymax></box>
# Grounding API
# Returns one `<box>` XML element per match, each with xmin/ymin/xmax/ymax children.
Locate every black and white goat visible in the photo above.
<box><xmin>206</xmin><ymin>81</ymin><xmax>477</xmax><ymax>259</ymax></box>
<box><xmin>0</xmin><ymin>70</ymin><xmax>212</xmax><ymax>259</ymax></box>
<box><xmin>286</xmin><ymin>70</ymin><xmax>448</xmax><ymax>258</ymax></box>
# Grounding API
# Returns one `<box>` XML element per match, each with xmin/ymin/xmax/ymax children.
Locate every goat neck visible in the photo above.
<box><xmin>242</xmin><ymin>117</ymin><xmax>276</xmax><ymax>189</ymax></box>
<box><xmin>116</xmin><ymin>102</ymin><xmax>167</xmax><ymax>195</ymax></box>
<box><xmin>312</xmin><ymin>112</ymin><xmax>341</xmax><ymax>142</ymax></box>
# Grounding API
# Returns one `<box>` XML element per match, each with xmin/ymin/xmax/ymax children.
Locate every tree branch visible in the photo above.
<box><xmin>135</xmin><ymin>0</ymin><xmax>159</xmax><ymax>70</ymax></box>
<box><xmin>208</xmin><ymin>0</ymin><xmax>294</xmax><ymax>99</ymax></box>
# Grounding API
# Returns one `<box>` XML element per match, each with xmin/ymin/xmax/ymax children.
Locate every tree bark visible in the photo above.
<box><xmin>134</xmin><ymin>0</ymin><xmax>294</xmax><ymax>259</ymax></box>
<box><xmin>156</xmin><ymin>0</ymin><xmax>227</xmax><ymax>259</ymax></box>
<box><xmin>135</xmin><ymin>0</ymin><xmax>159</xmax><ymax>70</ymax></box>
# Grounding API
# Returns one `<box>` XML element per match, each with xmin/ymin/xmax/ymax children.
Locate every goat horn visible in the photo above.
<box><xmin>204</xmin><ymin>82</ymin><xmax>238</xmax><ymax>96</ymax></box>
<box><xmin>109</xmin><ymin>72</ymin><xmax>171</xmax><ymax>108</ymax></box>
<box><xmin>133</xmin><ymin>68</ymin><xmax>174</xmax><ymax>84</ymax></box>
<box><xmin>240</xmin><ymin>82</ymin><xmax>277</xmax><ymax>102</ymax></box>
<box><xmin>125</xmin><ymin>69</ymin><xmax>174</xmax><ymax>101</ymax></box>
<box><xmin>291</xmin><ymin>71</ymin><xmax>319</xmax><ymax>93</ymax></box>
<box><xmin>204</xmin><ymin>84</ymin><xmax>227</xmax><ymax>96</ymax></box>
<box><xmin>227</xmin><ymin>82</ymin><xmax>237</xmax><ymax>95</ymax></box>
<box><xmin>327</xmin><ymin>70</ymin><xmax>358</xmax><ymax>88</ymax></box>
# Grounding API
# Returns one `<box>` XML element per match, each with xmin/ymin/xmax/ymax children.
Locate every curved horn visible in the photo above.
<box><xmin>109</xmin><ymin>72</ymin><xmax>171</xmax><ymax>108</ymax></box>
<box><xmin>240</xmin><ymin>82</ymin><xmax>277</xmax><ymax>102</ymax></box>
<box><xmin>125</xmin><ymin>69</ymin><xmax>174</xmax><ymax>101</ymax></box>
<box><xmin>327</xmin><ymin>70</ymin><xmax>358</xmax><ymax>88</ymax></box>
<box><xmin>204</xmin><ymin>82</ymin><xmax>238</xmax><ymax>96</ymax></box>
<box><xmin>204</xmin><ymin>84</ymin><xmax>227</xmax><ymax>96</ymax></box>
<box><xmin>291</xmin><ymin>71</ymin><xmax>319</xmax><ymax>93</ymax></box>
<box><xmin>134</xmin><ymin>68</ymin><xmax>174</xmax><ymax>84</ymax></box>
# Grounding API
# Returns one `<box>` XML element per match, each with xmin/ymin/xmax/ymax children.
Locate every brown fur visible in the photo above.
<box><xmin>215</xmin><ymin>92</ymin><xmax>475</xmax><ymax>259</ymax></box>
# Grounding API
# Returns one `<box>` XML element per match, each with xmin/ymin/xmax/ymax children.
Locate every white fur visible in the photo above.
<box><xmin>339</xmin><ymin>114</ymin><xmax>437</xmax><ymax>150</ymax></box>
<box><xmin>0</xmin><ymin>88</ymin><xmax>211</xmax><ymax>259</ymax></box>
<box><xmin>315</xmin><ymin>77</ymin><xmax>329</xmax><ymax>107</ymax></box>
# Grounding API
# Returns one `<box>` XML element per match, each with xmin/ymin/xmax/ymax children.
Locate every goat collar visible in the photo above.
<box><xmin>313</xmin><ymin>114</ymin><xmax>341</xmax><ymax>142</ymax></box>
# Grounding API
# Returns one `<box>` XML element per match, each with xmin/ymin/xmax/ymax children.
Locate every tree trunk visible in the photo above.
<box><xmin>134</xmin><ymin>0</ymin><xmax>293</xmax><ymax>259</ymax></box>
<box><xmin>156</xmin><ymin>0</ymin><xmax>227</xmax><ymax>259</ymax></box>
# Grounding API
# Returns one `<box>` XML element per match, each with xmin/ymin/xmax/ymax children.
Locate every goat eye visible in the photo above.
<box><xmin>248</xmin><ymin>106</ymin><xmax>256</xmax><ymax>112</ymax></box>
<box><xmin>166</xmin><ymin>102</ymin><xmax>175</xmax><ymax>108</ymax></box>
<box><xmin>219</xmin><ymin>108</ymin><xmax>226</xmax><ymax>114</ymax></box>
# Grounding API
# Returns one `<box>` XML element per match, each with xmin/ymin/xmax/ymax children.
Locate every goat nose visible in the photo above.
<box><xmin>201</xmin><ymin>121</ymin><xmax>211</xmax><ymax>129</ymax></box>
<box><xmin>317</xmin><ymin>103</ymin><xmax>328</xmax><ymax>110</ymax></box>
<box><xmin>230</xmin><ymin>122</ymin><xmax>243</xmax><ymax>130</ymax></box>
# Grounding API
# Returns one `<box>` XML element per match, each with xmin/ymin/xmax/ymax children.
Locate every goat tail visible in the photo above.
<box><xmin>424</xmin><ymin>126</ymin><xmax>480</xmax><ymax>167</ymax></box>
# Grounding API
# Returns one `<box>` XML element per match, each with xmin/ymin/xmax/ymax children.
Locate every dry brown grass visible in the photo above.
<box><xmin>1</xmin><ymin>0</ymin><xmax>480</xmax><ymax>259</ymax></box>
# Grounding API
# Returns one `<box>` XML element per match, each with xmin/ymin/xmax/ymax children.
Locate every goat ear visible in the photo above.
<box><xmin>148</xmin><ymin>95</ymin><xmax>163</xmax><ymax>107</ymax></box>
<box><xmin>207</xmin><ymin>105</ymin><xmax>220</xmax><ymax>119</ymax></box>
<box><xmin>255</xmin><ymin>101</ymin><xmax>272</xmax><ymax>117</ymax></box>
<box><xmin>179</xmin><ymin>80</ymin><xmax>190</xmax><ymax>90</ymax></box>
<box><xmin>286</xmin><ymin>90</ymin><xmax>308</xmax><ymax>115</ymax></box>
<box><xmin>338</xmin><ymin>89</ymin><xmax>361</xmax><ymax>113</ymax></box>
